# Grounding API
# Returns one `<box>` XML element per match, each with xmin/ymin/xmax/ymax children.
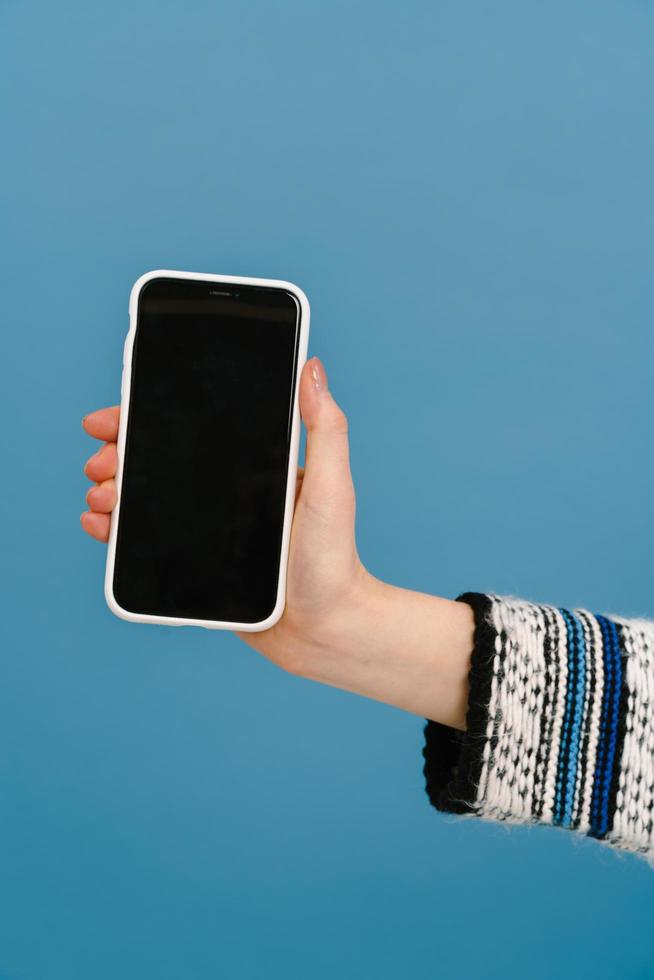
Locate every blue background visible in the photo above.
<box><xmin>2</xmin><ymin>1</ymin><xmax>654</xmax><ymax>977</ymax></box>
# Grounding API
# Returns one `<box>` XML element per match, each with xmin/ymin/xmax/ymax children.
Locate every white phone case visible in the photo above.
<box><xmin>104</xmin><ymin>269</ymin><xmax>310</xmax><ymax>632</ymax></box>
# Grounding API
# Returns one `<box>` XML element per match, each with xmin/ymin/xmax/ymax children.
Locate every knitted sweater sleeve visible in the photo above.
<box><xmin>423</xmin><ymin>593</ymin><xmax>654</xmax><ymax>862</ymax></box>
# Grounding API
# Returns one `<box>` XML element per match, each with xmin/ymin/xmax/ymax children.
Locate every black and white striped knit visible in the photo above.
<box><xmin>423</xmin><ymin>593</ymin><xmax>654</xmax><ymax>862</ymax></box>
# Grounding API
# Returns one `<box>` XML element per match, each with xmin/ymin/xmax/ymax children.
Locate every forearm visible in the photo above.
<box><xmin>290</xmin><ymin>570</ymin><xmax>475</xmax><ymax>729</ymax></box>
<box><xmin>291</xmin><ymin>579</ymin><xmax>654</xmax><ymax>863</ymax></box>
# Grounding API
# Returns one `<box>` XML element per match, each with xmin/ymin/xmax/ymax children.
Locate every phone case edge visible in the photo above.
<box><xmin>103</xmin><ymin>268</ymin><xmax>310</xmax><ymax>632</ymax></box>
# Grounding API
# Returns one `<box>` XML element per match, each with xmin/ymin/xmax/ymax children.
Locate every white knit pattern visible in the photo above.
<box><xmin>477</xmin><ymin>596</ymin><xmax>549</xmax><ymax>824</ymax></box>
<box><xmin>608</xmin><ymin>617</ymin><xmax>654</xmax><ymax>854</ymax></box>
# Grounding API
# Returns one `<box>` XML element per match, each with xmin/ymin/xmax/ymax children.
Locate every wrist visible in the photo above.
<box><xmin>289</xmin><ymin>569</ymin><xmax>474</xmax><ymax>729</ymax></box>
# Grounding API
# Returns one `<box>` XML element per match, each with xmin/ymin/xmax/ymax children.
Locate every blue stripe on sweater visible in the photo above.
<box><xmin>590</xmin><ymin>615</ymin><xmax>622</xmax><ymax>838</ymax></box>
<box><xmin>553</xmin><ymin>610</ymin><xmax>586</xmax><ymax>827</ymax></box>
<box><xmin>590</xmin><ymin>615</ymin><xmax>613</xmax><ymax>834</ymax></box>
<box><xmin>554</xmin><ymin>610</ymin><xmax>576</xmax><ymax>825</ymax></box>
<box><xmin>562</xmin><ymin>611</ymin><xmax>586</xmax><ymax>827</ymax></box>
<box><xmin>599</xmin><ymin>617</ymin><xmax>622</xmax><ymax>837</ymax></box>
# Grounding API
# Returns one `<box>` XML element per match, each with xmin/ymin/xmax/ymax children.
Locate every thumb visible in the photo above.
<box><xmin>298</xmin><ymin>357</ymin><xmax>355</xmax><ymax>525</ymax></box>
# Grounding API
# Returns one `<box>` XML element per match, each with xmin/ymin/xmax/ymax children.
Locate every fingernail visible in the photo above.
<box><xmin>86</xmin><ymin>485</ymin><xmax>100</xmax><ymax>505</ymax></box>
<box><xmin>310</xmin><ymin>357</ymin><xmax>328</xmax><ymax>393</ymax></box>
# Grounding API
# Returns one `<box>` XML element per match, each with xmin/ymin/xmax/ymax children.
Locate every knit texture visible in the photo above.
<box><xmin>423</xmin><ymin>593</ymin><xmax>654</xmax><ymax>861</ymax></box>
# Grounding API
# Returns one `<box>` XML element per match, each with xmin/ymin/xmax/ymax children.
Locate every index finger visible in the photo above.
<box><xmin>82</xmin><ymin>406</ymin><xmax>120</xmax><ymax>442</ymax></box>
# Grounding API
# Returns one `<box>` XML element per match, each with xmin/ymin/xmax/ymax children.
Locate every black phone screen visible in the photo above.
<box><xmin>112</xmin><ymin>276</ymin><xmax>301</xmax><ymax>624</ymax></box>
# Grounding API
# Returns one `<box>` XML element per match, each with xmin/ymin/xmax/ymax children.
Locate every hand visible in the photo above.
<box><xmin>82</xmin><ymin>357</ymin><xmax>473</xmax><ymax>728</ymax></box>
<box><xmin>81</xmin><ymin>355</ymin><xmax>368</xmax><ymax>646</ymax></box>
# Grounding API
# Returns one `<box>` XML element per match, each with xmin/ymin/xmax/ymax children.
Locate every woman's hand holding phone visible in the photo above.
<box><xmin>82</xmin><ymin>357</ymin><xmax>473</xmax><ymax>730</ymax></box>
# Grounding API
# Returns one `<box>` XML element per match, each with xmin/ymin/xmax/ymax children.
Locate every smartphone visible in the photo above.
<box><xmin>104</xmin><ymin>269</ymin><xmax>310</xmax><ymax>631</ymax></box>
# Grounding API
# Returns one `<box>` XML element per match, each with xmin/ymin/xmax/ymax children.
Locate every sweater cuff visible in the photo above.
<box><xmin>423</xmin><ymin>593</ymin><xmax>498</xmax><ymax>816</ymax></box>
<box><xmin>422</xmin><ymin>592</ymin><xmax>654</xmax><ymax>859</ymax></box>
